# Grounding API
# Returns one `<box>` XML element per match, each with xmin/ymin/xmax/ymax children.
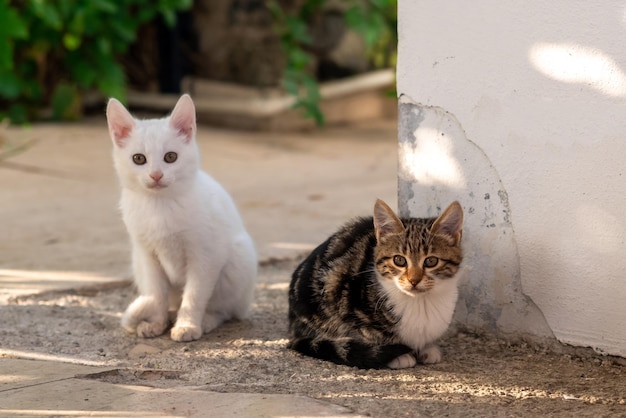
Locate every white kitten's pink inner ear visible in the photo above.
<box><xmin>106</xmin><ymin>98</ymin><xmax>135</xmax><ymax>147</ymax></box>
<box><xmin>169</xmin><ymin>94</ymin><xmax>196</xmax><ymax>142</ymax></box>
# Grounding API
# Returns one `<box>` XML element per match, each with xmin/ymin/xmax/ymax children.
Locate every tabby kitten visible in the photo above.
<box><xmin>288</xmin><ymin>199</ymin><xmax>463</xmax><ymax>369</ymax></box>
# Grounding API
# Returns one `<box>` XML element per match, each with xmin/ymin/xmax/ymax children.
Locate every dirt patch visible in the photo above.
<box><xmin>1</xmin><ymin>258</ymin><xmax>625</xmax><ymax>417</ymax></box>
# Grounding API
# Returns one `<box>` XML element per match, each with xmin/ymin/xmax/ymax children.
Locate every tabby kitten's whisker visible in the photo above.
<box><xmin>354</xmin><ymin>268</ymin><xmax>377</xmax><ymax>277</ymax></box>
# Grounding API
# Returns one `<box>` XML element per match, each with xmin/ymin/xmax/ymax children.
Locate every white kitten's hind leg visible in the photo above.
<box><xmin>198</xmin><ymin>234</ymin><xmax>257</xmax><ymax>335</ymax></box>
<box><xmin>387</xmin><ymin>353</ymin><xmax>417</xmax><ymax>369</ymax></box>
<box><xmin>171</xmin><ymin>235</ymin><xmax>257</xmax><ymax>342</ymax></box>
<box><xmin>224</xmin><ymin>235</ymin><xmax>258</xmax><ymax>320</ymax></box>
<box><xmin>418</xmin><ymin>344</ymin><xmax>442</xmax><ymax>364</ymax></box>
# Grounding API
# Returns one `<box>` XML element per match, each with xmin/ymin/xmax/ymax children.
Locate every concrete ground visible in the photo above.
<box><xmin>0</xmin><ymin>119</ymin><xmax>395</xmax><ymax>417</ymax></box>
<box><xmin>1</xmin><ymin>119</ymin><xmax>625</xmax><ymax>417</ymax></box>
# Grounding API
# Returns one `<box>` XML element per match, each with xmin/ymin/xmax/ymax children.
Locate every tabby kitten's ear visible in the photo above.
<box><xmin>373</xmin><ymin>199</ymin><xmax>405</xmax><ymax>242</ymax></box>
<box><xmin>430</xmin><ymin>201</ymin><xmax>464</xmax><ymax>246</ymax></box>
<box><xmin>106</xmin><ymin>98</ymin><xmax>135</xmax><ymax>148</ymax></box>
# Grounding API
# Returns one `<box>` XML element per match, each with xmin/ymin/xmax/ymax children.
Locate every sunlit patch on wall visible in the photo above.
<box><xmin>399</xmin><ymin>127</ymin><xmax>465</xmax><ymax>189</ymax></box>
<box><xmin>529</xmin><ymin>42</ymin><xmax>626</xmax><ymax>97</ymax></box>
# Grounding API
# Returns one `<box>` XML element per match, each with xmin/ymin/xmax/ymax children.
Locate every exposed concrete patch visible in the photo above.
<box><xmin>398</xmin><ymin>95</ymin><xmax>553</xmax><ymax>338</ymax></box>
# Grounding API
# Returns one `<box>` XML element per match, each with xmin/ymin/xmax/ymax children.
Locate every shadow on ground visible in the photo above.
<box><xmin>1</xmin><ymin>259</ymin><xmax>625</xmax><ymax>417</ymax></box>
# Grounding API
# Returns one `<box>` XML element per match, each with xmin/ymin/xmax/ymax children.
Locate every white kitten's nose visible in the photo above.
<box><xmin>150</xmin><ymin>171</ymin><xmax>163</xmax><ymax>182</ymax></box>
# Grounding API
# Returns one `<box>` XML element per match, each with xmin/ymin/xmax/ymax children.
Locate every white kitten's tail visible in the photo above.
<box><xmin>121</xmin><ymin>295</ymin><xmax>169</xmax><ymax>337</ymax></box>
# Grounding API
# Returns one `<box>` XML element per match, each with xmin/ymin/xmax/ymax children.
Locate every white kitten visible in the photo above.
<box><xmin>106</xmin><ymin>94</ymin><xmax>257</xmax><ymax>342</ymax></box>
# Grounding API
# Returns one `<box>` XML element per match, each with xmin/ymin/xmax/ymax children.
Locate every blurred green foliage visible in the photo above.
<box><xmin>270</xmin><ymin>0</ymin><xmax>397</xmax><ymax>126</ymax></box>
<box><xmin>0</xmin><ymin>0</ymin><xmax>191</xmax><ymax>124</ymax></box>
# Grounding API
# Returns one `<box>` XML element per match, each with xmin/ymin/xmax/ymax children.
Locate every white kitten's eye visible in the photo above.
<box><xmin>132</xmin><ymin>154</ymin><xmax>146</xmax><ymax>165</ymax></box>
<box><xmin>423</xmin><ymin>256</ymin><xmax>439</xmax><ymax>268</ymax></box>
<box><xmin>164</xmin><ymin>152</ymin><xmax>177</xmax><ymax>163</ymax></box>
<box><xmin>393</xmin><ymin>255</ymin><xmax>407</xmax><ymax>267</ymax></box>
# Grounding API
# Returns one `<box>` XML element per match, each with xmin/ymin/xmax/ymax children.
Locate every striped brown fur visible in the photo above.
<box><xmin>288</xmin><ymin>199</ymin><xmax>464</xmax><ymax>369</ymax></box>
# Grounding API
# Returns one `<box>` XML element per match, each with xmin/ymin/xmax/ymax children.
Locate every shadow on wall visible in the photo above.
<box><xmin>397</xmin><ymin>95</ymin><xmax>554</xmax><ymax>339</ymax></box>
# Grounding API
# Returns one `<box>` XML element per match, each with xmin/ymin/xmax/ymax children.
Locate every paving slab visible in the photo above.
<box><xmin>0</xmin><ymin>359</ymin><xmax>361</xmax><ymax>417</ymax></box>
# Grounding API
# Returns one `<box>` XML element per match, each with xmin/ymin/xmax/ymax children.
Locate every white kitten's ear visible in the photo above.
<box><xmin>373</xmin><ymin>199</ymin><xmax>405</xmax><ymax>242</ymax></box>
<box><xmin>106</xmin><ymin>98</ymin><xmax>135</xmax><ymax>148</ymax></box>
<box><xmin>169</xmin><ymin>94</ymin><xmax>196</xmax><ymax>142</ymax></box>
<box><xmin>430</xmin><ymin>201</ymin><xmax>464</xmax><ymax>246</ymax></box>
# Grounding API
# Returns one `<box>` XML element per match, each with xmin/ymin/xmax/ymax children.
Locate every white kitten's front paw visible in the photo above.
<box><xmin>418</xmin><ymin>345</ymin><xmax>442</xmax><ymax>364</ymax></box>
<box><xmin>387</xmin><ymin>353</ymin><xmax>417</xmax><ymax>369</ymax></box>
<box><xmin>171</xmin><ymin>325</ymin><xmax>202</xmax><ymax>342</ymax></box>
<box><xmin>136</xmin><ymin>320</ymin><xmax>168</xmax><ymax>338</ymax></box>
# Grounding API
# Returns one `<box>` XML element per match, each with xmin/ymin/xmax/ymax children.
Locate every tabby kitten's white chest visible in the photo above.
<box><xmin>107</xmin><ymin>94</ymin><xmax>257</xmax><ymax>342</ymax></box>
<box><xmin>384</xmin><ymin>277</ymin><xmax>460</xmax><ymax>364</ymax></box>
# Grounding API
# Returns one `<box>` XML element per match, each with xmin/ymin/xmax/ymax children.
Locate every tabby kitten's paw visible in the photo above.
<box><xmin>418</xmin><ymin>344</ymin><xmax>442</xmax><ymax>364</ymax></box>
<box><xmin>171</xmin><ymin>325</ymin><xmax>202</xmax><ymax>342</ymax></box>
<box><xmin>136</xmin><ymin>320</ymin><xmax>168</xmax><ymax>338</ymax></box>
<box><xmin>387</xmin><ymin>353</ymin><xmax>417</xmax><ymax>369</ymax></box>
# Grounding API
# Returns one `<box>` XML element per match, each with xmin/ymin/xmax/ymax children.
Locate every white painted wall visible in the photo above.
<box><xmin>397</xmin><ymin>0</ymin><xmax>626</xmax><ymax>356</ymax></box>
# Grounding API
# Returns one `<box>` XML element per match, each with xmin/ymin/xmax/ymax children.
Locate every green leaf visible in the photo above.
<box><xmin>96</xmin><ymin>37</ymin><xmax>112</xmax><ymax>56</ymax></box>
<box><xmin>109</xmin><ymin>19</ymin><xmax>136</xmax><ymax>44</ymax></box>
<box><xmin>0</xmin><ymin>3</ymin><xmax>29</xmax><ymax>70</ymax></box>
<box><xmin>68</xmin><ymin>11</ymin><xmax>86</xmax><ymax>36</ymax></box>
<box><xmin>51</xmin><ymin>82</ymin><xmax>80</xmax><ymax>120</ymax></box>
<box><xmin>96</xmin><ymin>62</ymin><xmax>126</xmax><ymax>100</ymax></box>
<box><xmin>0</xmin><ymin>3</ymin><xmax>29</xmax><ymax>39</ymax></box>
<box><xmin>159</xmin><ymin>9</ymin><xmax>176</xmax><ymax>27</ymax></box>
<box><xmin>285</xmin><ymin>17</ymin><xmax>311</xmax><ymax>44</ymax></box>
<box><xmin>7</xmin><ymin>103</ymin><xmax>29</xmax><ymax>125</ymax></box>
<box><xmin>30</xmin><ymin>1</ymin><xmax>62</xmax><ymax>30</ymax></box>
<box><xmin>0</xmin><ymin>71</ymin><xmax>22</xmax><ymax>99</ymax></box>
<box><xmin>68</xmin><ymin>56</ymin><xmax>97</xmax><ymax>88</ymax></box>
<box><xmin>282</xmin><ymin>77</ymin><xmax>300</xmax><ymax>96</ymax></box>
<box><xmin>0</xmin><ymin>0</ymin><xmax>193</xmax><ymax>123</ymax></box>
<box><xmin>90</xmin><ymin>0</ymin><xmax>118</xmax><ymax>14</ymax></box>
<box><xmin>63</xmin><ymin>33</ymin><xmax>82</xmax><ymax>51</ymax></box>
<box><xmin>287</xmin><ymin>48</ymin><xmax>311</xmax><ymax>69</ymax></box>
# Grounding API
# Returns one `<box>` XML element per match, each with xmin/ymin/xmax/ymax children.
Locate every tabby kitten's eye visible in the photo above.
<box><xmin>164</xmin><ymin>152</ymin><xmax>178</xmax><ymax>163</ymax></box>
<box><xmin>132</xmin><ymin>154</ymin><xmax>146</xmax><ymax>165</ymax></box>
<box><xmin>423</xmin><ymin>256</ymin><xmax>439</xmax><ymax>268</ymax></box>
<box><xmin>393</xmin><ymin>255</ymin><xmax>407</xmax><ymax>267</ymax></box>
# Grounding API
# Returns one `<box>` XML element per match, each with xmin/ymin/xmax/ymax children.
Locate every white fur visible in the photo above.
<box><xmin>107</xmin><ymin>95</ymin><xmax>257</xmax><ymax>342</ymax></box>
<box><xmin>387</xmin><ymin>352</ymin><xmax>417</xmax><ymax>369</ymax></box>
<box><xmin>380</xmin><ymin>274</ymin><xmax>460</xmax><ymax>368</ymax></box>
